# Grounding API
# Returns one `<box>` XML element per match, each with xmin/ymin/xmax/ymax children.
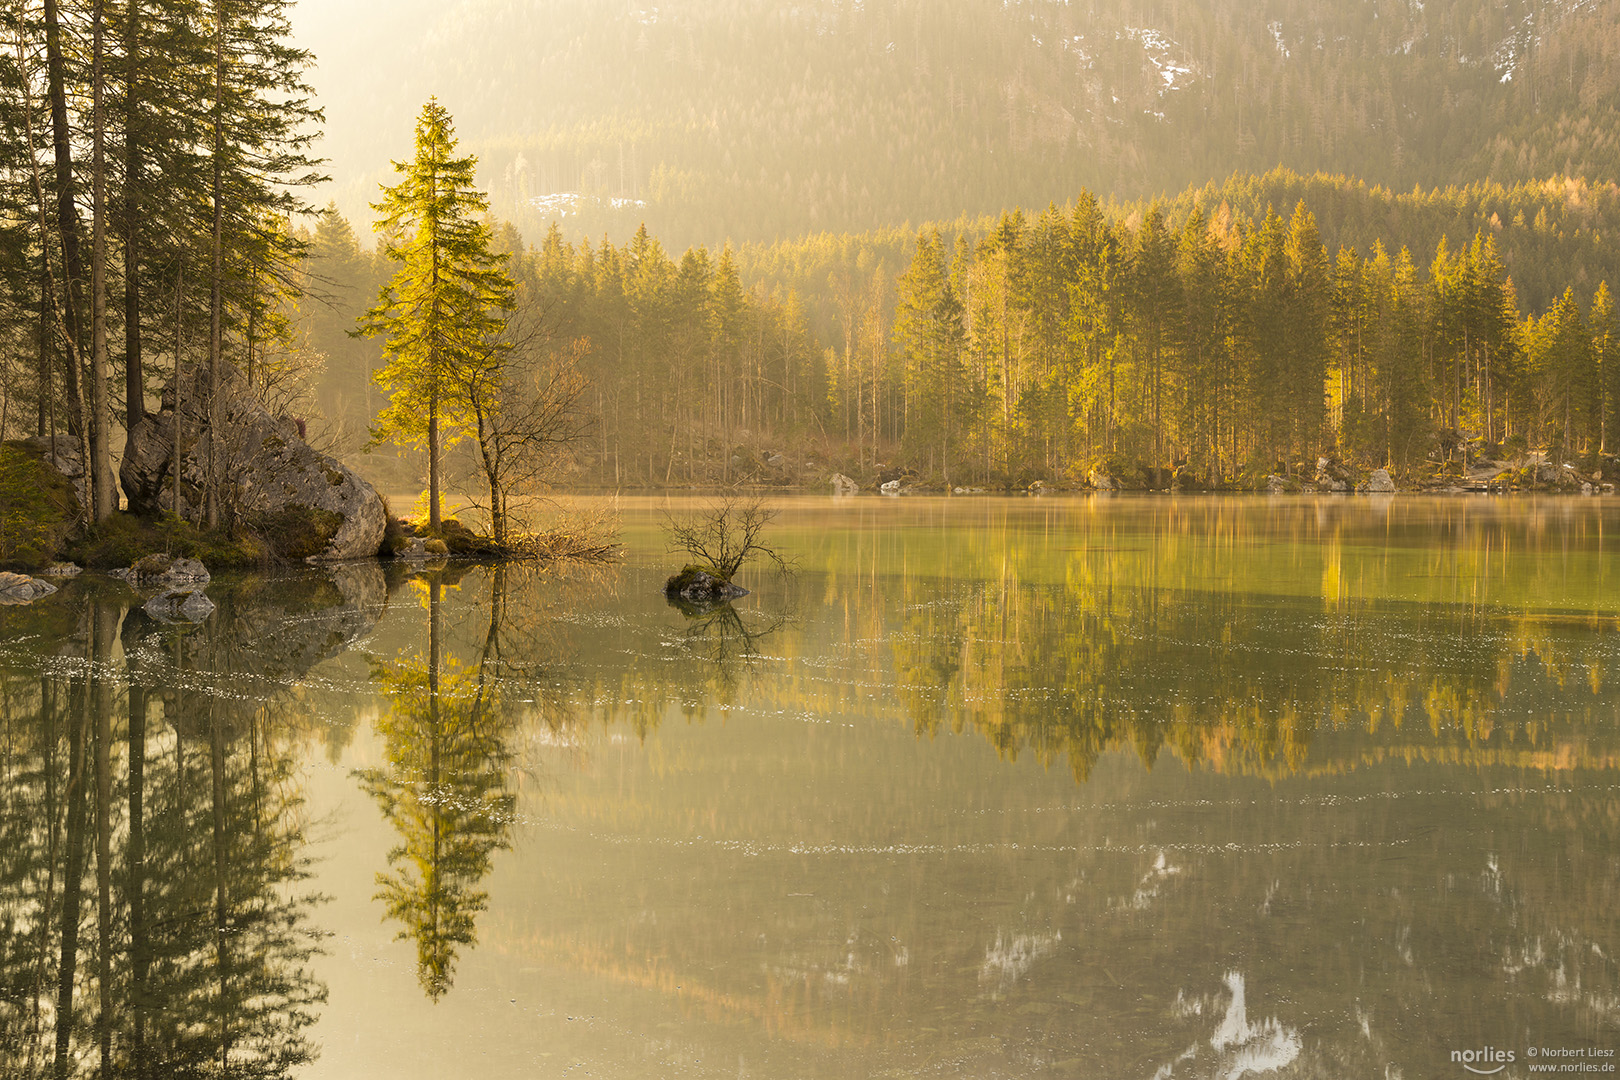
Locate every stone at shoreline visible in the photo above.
<box><xmin>1089</xmin><ymin>469</ymin><xmax>1116</xmax><ymax>491</ymax></box>
<box><xmin>665</xmin><ymin>568</ymin><xmax>748</xmax><ymax>604</ymax></box>
<box><xmin>830</xmin><ymin>473</ymin><xmax>859</xmax><ymax>496</ymax></box>
<box><xmin>881</xmin><ymin>479</ymin><xmax>904</xmax><ymax>495</ymax></box>
<box><xmin>1314</xmin><ymin>456</ymin><xmax>1352</xmax><ymax>492</ymax></box>
<box><xmin>0</xmin><ymin>572</ymin><xmax>56</xmax><ymax>605</ymax></box>
<box><xmin>1363</xmin><ymin>468</ymin><xmax>1396</xmax><ymax>494</ymax></box>
<box><xmin>113</xmin><ymin>554</ymin><xmax>212</xmax><ymax>590</ymax></box>
<box><xmin>42</xmin><ymin>562</ymin><xmax>82</xmax><ymax>577</ymax></box>
<box><xmin>121</xmin><ymin>362</ymin><xmax>386</xmax><ymax>560</ymax></box>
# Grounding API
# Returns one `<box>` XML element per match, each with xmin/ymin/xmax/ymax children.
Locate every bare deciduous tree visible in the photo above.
<box><xmin>662</xmin><ymin>496</ymin><xmax>790</xmax><ymax>582</ymax></box>
<box><xmin>452</xmin><ymin>291</ymin><xmax>594</xmax><ymax>546</ymax></box>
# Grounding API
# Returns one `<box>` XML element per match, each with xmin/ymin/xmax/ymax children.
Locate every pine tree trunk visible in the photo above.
<box><xmin>429</xmin><ymin>384</ymin><xmax>442</xmax><ymax>532</ymax></box>
<box><xmin>90</xmin><ymin>0</ymin><xmax>113</xmax><ymax>520</ymax></box>
<box><xmin>40</xmin><ymin>0</ymin><xmax>93</xmax><ymax>479</ymax></box>
<box><xmin>36</xmin><ymin>278</ymin><xmax>49</xmax><ymax>437</ymax></box>
<box><xmin>124</xmin><ymin>0</ymin><xmax>145</xmax><ymax>432</ymax></box>
<box><xmin>206</xmin><ymin>0</ymin><xmax>226</xmax><ymax>530</ymax></box>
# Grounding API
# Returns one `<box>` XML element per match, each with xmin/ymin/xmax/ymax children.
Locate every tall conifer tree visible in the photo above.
<box><xmin>361</xmin><ymin>100</ymin><xmax>516</xmax><ymax>532</ymax></box>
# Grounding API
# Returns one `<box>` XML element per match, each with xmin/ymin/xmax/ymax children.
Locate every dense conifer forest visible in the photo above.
<box><xmin>297</xmin><ymin>174</ymin><xmax>1620</xmax><ymax>490</ymax></box>
<box><xmin>6</xmin><ymin>0</ymin><xmax>1620</xmax><ymax>527</ymax></box>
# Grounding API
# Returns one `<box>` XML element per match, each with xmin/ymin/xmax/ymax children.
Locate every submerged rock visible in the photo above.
<box><xmin>121</xmin><ymin>362</ymin><xmax>386</xmax><ymax>560</ymax></box>
<box><xmin>42</xmin><ymin>562</ymin><xmax>83</xmax><ymax>577</ymax></box>
<box><xmin>664</xmin><ymin>567</ymin><xmax>748</xmax><ymax>604</ymax></box>
<box><xmin>143</xmin><ymin>588</ymin><xmax>215</xmax><ymax>624</ymax></box>
<box><xmin>0</xmin><ymin>572</ymin><xmax>57</xmax><ymax>605</ymax></box>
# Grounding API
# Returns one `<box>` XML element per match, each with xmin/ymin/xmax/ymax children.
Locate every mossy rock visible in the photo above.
<box><xmin>131</xmin><ymin>553</ymin><xmax>175</xmax><ymax>577</ymax></box>
<box><xmin>251</xmin><ymin>505</ymin><xmax>346</xmax><ymax>561</ymax></box>
<box><xmin>0</xmin><ymin>441</ymin><xmax>82</xmax><ymax>573</ymax></box>
<box><xmin>438</xmin><ymin>518</ymin><xmax>501</xmax><ymax>556</ymax></box>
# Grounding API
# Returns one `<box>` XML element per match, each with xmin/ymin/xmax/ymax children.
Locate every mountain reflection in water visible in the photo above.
<box><xmin>0</xmin><ymin>495</ymin><xmax>1615</xmax><ymax>1078</ymax></box>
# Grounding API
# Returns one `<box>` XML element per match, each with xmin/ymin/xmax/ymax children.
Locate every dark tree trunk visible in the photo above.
<box><xmin>41</xmin><ymin>0</ymin><xmax>93</xmax><ymax>477</ymax></box>
<box><xmin>124</xmin><ymin>0</ymin><xmax>145</xmax><ymax>431</ymax></box>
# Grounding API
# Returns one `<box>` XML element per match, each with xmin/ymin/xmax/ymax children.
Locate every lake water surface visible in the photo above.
<box><xmin>1</xmin><ymin>495</ymin><xmax>1617</xmax><ymax>1079</ymax></box>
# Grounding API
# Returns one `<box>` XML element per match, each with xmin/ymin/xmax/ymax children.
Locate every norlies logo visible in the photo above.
<box><xmin>1453</xmin><ymin>1047</ymin><xmax>1518</xmax><ymax>1075</ymax></box>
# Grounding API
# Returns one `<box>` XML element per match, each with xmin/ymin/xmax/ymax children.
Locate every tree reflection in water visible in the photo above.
<box><xmin>359</xmin><ymin>567</ymin><xmax>516</xmax><ymax>1000</ymax></box>
<box><xmin>0</xmin><ymin>571</ymin><xmax>362</xmax><ymax>1078</ymax></box>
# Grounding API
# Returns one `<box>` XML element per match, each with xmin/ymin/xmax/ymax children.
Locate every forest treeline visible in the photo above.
<box><xmin>0</xmin><ymin>0</ymin><xmax>320</xmax><ymax>528</ymax></box>
<box><xmin>13</xmin><ymin>0</ymin><xmax>1620</xmax><ymax>506</ymax></box>
<box><xmin>299</xmin><ymin>173</ymin><xmax>1620</xmax><ymax>490</ymax></box>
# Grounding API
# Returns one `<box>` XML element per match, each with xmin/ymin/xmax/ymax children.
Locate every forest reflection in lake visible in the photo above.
<box><xmin>0</xmin><ymin>495</ymin><xmax>1617</xmax><ymax>1078</ymax></box>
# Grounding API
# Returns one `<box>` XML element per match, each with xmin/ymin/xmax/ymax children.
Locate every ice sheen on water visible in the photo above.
<box><xmin>3</xmin><ymin>495</ymin><xmax>1619</xmax><ymax>1079</ymax></box>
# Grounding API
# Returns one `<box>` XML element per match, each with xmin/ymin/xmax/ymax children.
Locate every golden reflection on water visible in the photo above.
<box><xmin>0</xmin><ymin>495</ymin><xmax>1617</xmax><ymax>1077</ymax></box>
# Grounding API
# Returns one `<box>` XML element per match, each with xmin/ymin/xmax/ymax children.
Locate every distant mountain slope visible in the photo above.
<box><xmin>296</xmin><ymin>0</ymin><xmax>1620</xmax><ymax>248</ymax></box>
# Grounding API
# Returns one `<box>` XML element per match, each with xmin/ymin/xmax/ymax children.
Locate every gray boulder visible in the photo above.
<box><xmin>0</xmin><ymin>572</ymin><xmax>56</xmax><ymax>605</ymax></box>
<box><xmin>830</xmin><ymin>473</ymin><xmax>859</xmax><ymax>496</ymax></box>
<box><xmin>115</xmin><ymin>554</ymin><xmax>212</xmax><ymax>589</ymax></box>
<box><xmin>1314</xmin><ymin>456</ymin><xmax>1352</xmax><ymax>492</ymax></box>
<box><xmin>1363</xmin><ymin>468</ymin><xmax>1396</xmax><ymax>494</ymax></box>
<box><xmin>1089</xmin><ymin>469</ymin><xmax>1116</xmax><ymax>491</ymax></box>
<box><xmin>121</xmin><ymin>362</ymin><xmax>385</xmax><ymax>560</ymax></box>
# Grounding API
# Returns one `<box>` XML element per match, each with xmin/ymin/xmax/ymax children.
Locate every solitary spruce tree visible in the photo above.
<box><xmin>361</xmin><ymin>99</ymin><xmax>514</xmax><ymax>532</ymax></box>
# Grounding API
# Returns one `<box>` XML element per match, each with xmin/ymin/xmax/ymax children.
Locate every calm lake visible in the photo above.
<box><xmin>2</xmin><ymin>494</ymin><xmax>1617</xmax><ymax>1079</ymax></box>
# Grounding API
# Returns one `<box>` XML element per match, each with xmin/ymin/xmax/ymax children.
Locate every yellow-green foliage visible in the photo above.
<box><xmin>0</xmin><ymin>441</ymin><xmax>80</xmax><ymax>572</ymax></box>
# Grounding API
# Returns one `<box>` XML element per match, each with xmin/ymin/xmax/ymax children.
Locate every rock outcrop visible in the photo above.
<box><xmin>121</xmin><ymin>363</ymin><xmax>385</xmax><ymax>560</ymax></box>
<box><xmin>1314</xmin><ymin>456</ymin><xmax>1352</xmax><ymax>492</ymax></box>
<box><xmin>0</xmin><ymin>572</ymin><xmax>56</xmax><ymax>605</ymax></box>
<box><xmin>23</xmin><ymin>436</ymin><xmax>89</xmax><ymax>514</ymax></box>
<box><xmin>830</xmin><ymin>473</ymin><xmax>859</xmax><ymax>496</ymax></box>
